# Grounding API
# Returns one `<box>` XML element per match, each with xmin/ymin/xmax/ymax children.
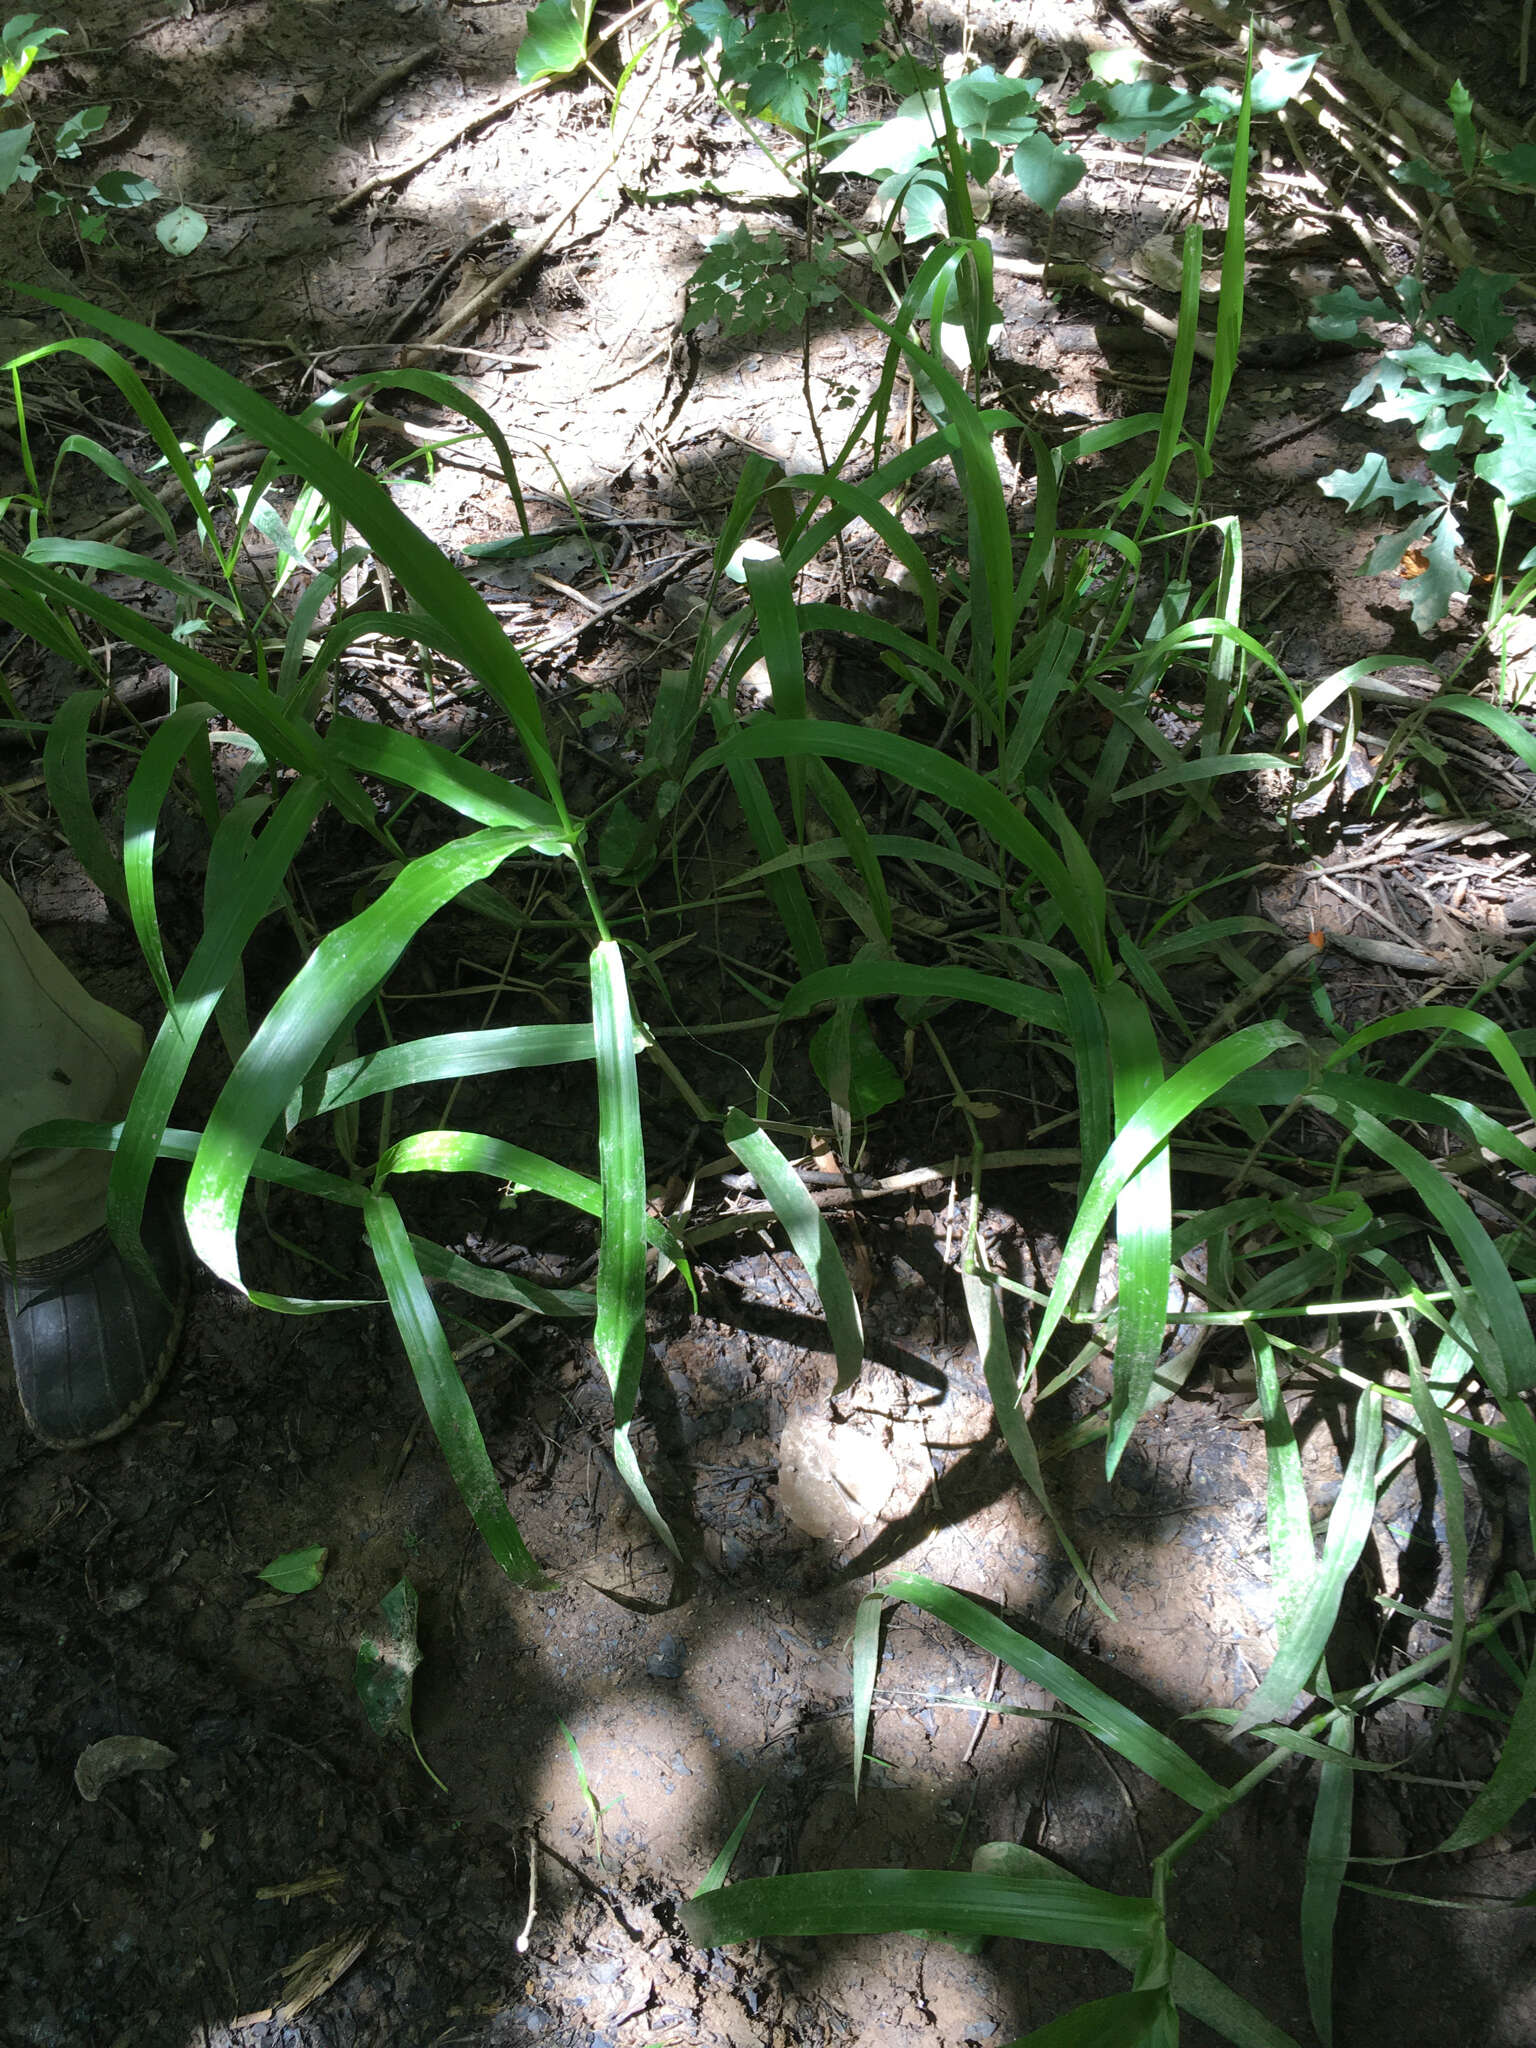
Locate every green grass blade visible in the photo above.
<box><xmin>1001</xmin><ymin>1990</ymin><xmax>1171</xmax><ymax>2048</ymax></box>
<box><xmin>1114</xmin><ymin>750</ymin><xmax>1296</xmax><ymax>801</ymax></box>
<box><xmin>694</xmin><ymin>721</ymin><xmax>1107</xmax><ymax>977</ymax></box>
<box><xmin>1102</xmin><ymin>984</ymin><xmax>1170</xmax><ymax>1476</ymax></box>
<box><xmin>975</xmin><ymin>1845</ymin><xmax>1300</xmax><ymax>2048</ymax></box>
<box><xmin>375</xmin><ymin>1128</ymin><xmax>685</xmax><ymax>1266</ymax></box>
<box><xmin>961</xmin><ymin>1269</ymin><xmax>1111</xmax><ymax>1618</ymax></box>
<box><xmin>878</xmin><ymin>1574</ymin><xmax>1225</xmax><ymax>1811</ymax></box>
<box><xmin>0</xmin><ymin>559</ymin><xmax>97</xmax><ymax>671</ymax></box>
<box><xmin>187</xmin><ymin>827</ymin><xmax>537</xmax><ymax>1305</ymax></box>
<box><xmin>1331</xmin><ymin>1005</ymin><xmax>1536</xmax><ymax>1123</ymax></box>
<box><xmin>0</xmin><ymin>548</ymin><xmax>374</xmax><ymax>828</ymax></box>
<box><xmin>42</xmin><ymin>688</ymin><xmax>127</xmax><ymax>908</ymax></box>
<box><xmin>122</xmin><ymin>702</ymin><xmax>215</xmax><ymax>1014</ymax></box>
<box><xmin>321</xmin><ymin>368</ymin><xmax>530</xmax><ymax>528</ymax></box>
<box><xmin>788</xmin><ymin>599</ymin><xmax>966</xmax><ymax>696</ymax></box>
<box><xmin>1133</xmin><ymin>220</ymin><xmax>1203</xmax><ymax>541</ymax></box>
<box><xmin>1204</xmin><ymin>51</ymin><xmax>1253</xmax><ymax>450</ymax></box>
<box><xmin>1034</xmin><ymin>1022</ymin><xmax>1303</xmax><ymax>1364</ymax></box>
<box><xmin>781</xmin><ymin>960</ymin><xmax>1066</xmax><ymax>1036</ymax></box>
<box><xmin>742</xmin><ymin>548</ymin><xmax>809</xmax><ymax>840</ymax></box>
<box><xmin>310</xmin><ymin>1023</ymin><xmax>601</xmax><ymax>1115</ymax></box>
<box><xmin>19</xmin><ymin>290</ymin><xmax>569</xmax><ymax>818</ymax></box>
<box><xmin>681</xmin><ymin>1868</ymin><xmax>1158</xmax><ymax>1951</ymax></box>
<box><xmin>692</xmin><ymin>1788</ymin><xmax>766</xmax><ymax>1896</ymax></box>
<box><xmin>324</xmin><ymin>714</ymin><xmax>568</xmax><ymax>838</ymax></box>
<box><xmin>852</xmin><ymin>1587</ymin><xmax>883</xmax><ymax>1800</ymax></box>
<box><xmin>1251</xmin><ymin>1331</ymin><xmax>1316</xmax><ymax>1631</ymax></box>
<box><xmin>277</xmin><ymin>543</ymin><xmax>370</xmax><ymax>705</ymax></box>
<box><xmin>6</xmin><ymin>335</ymin><xmax>226</xmax><ymax>561</ymax></box>
<box><xmin>109</xmin><ymin>776</ymin><xmax>326</xmax><ymax>1250</ymax></box>
<box><xmin>723</xmin><ymin>1107</ymin><xmax>863</xmax><ymax>1392</ymax></box>
<box><xmin>25</xmin><ymin>536</ymin><xmax>237</xmax><ymax>617</ymax></box>
<box><xmin>1233</xmin><ymin>1388</ymin><xmax>1384</xmax><ymax>1736</ymax></box>
<box><xmin>409</xmin><ymin>1232</ymin><xmax>593</xmax><ymax>1318</ymax></box>
<box><xmin>1430</xmin><ymin>695</ymin><xmax>1536</xmax><ymax>782</ymax></box>
<box><xmin>706</xmin><ymin>695</ymin><xmax>826</xmax><ymax>977</ymax></box>
<box><xmin>1315</xmin><ymin>1094</ymin><xmax>1534</xmax><ymax>1395</ymax></box>
<box><xmin>592</xmin><ymin>939</ymin><xmax>679</xmax><ymax>1558</ymax></box>
<box><xmin>729</xmin><ymin>832</ymin><xmax>1000</xmax><ymax>899</ymax></box>
<box><xmin>363</xmin><ymin>1190</ymin><xmax>553</xmax><ymax>1588</ymax></box>
<box><xmin>805</xmin><ymin>760</ymin><xmax>893</xmax><ymax>945</ymax></box>
<box><xmin>49</xmin><ymin>431</ymin><xmax>177</xmax><ymax>546</ymax></box>
<box><xmin>1300</xmin><ymin>1709</ymin><xmax>1353</xmax><ymax>2047</ymax></box>
<box><xmin>1437</xmin><ymin>1640</ymin><xmax>1536</xmax><ymax>1853</ymax></box>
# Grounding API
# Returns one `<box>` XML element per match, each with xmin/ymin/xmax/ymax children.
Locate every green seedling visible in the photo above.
<box><xmin>1310</xmin><ymin>81</ymin><xmax>1536</xmax><ymax>632</ymax></box>
<box><xmin>558</xmin><ymin>1719</ymin><xmax>618</xmax><ymax>1868</ymax></box>
<box><xmin>0</xmin><ymin>14</ymin><xmax>206</xmax><ymax>250</ymax></box>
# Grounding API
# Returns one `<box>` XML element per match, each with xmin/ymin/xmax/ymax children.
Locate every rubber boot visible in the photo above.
<box><xmin>0</xmin><ymin>879</ymin><xmax>186</xmax><ymax>1446</ymax></box>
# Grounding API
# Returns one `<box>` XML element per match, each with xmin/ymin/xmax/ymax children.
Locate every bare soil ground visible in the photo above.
<box><xmin>4</xmin><ymin>3</ymin><xmax>1536</xmax><ymax>2045</ymax></box>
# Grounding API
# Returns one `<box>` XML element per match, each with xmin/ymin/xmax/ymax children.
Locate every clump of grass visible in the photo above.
<box><xmin>3</xmin><ymin>43</ymin><xmax>1535</xmax><ymax>2039</ymax></box>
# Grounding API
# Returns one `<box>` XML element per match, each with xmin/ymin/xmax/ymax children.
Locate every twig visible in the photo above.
<box><xmin>1351</xmin><ymin>0</ymin><xmax>1522</xmax><ymax>148</ymax></box>
<box><xmin>329</xmin><ymin>80</ymin><xmax>548</xmax><ymax>220</ymax></box>
<box><xmin>404</xmin><ymin>20</ymin><xmax>666</xmax><ymax>355</ymax></box>
<box><xmin>382</xmin><ymin>216</ymin><xmax>514</xmax><ymax>341</ymax></box>
<box><xmin>342</xmin><ymin>43</ymin><xmax>439</xmax><ymax>130</ymax></box>
<box><xmin>961</xmin><ymin>1654</ymin><xmax>1003</xmax><ymax>1766</ymax></box>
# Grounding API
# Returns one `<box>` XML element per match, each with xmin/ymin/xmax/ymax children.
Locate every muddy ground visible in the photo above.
<box><xmin>4</xmin><ymin>2</ymin><xmax>1536</xmax><ymax>2044</ymax></box>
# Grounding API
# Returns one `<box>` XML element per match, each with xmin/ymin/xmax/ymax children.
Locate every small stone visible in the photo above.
<box><xmin>645</xmin><ymin>1634</ymin><xmax>686</xmax><ymax>1680</ymax></box>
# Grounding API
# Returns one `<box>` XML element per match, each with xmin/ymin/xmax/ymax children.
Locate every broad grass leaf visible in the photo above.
<box><xmin>592</xmin><ymin>939</ymin><xmax>679</xmax><ymax>1558</ymax></box>
<box><xmin>692</xmin><ymin>1788</ymin><xmax>766</xmax><ymax>1897</ymax></box>
<box><xmin>1437</xmin><ymin>1642</ymin><xmax>1536</xmax><ymax>1853</ymax></box>
<box><xmin>1251</xmin><ymin>1332</ymin><xmax>1314</xmax><ymax>1634</ymax></box>
<box><xmin>693</xmin><ymin>720</ymin><xmax>1107</xmax><ymax>975</ymax></box>
<box><xmin>0</xmin><ymin>548</ymin><xmax>373</xmax><ymax>826</ymax></box>
<box><xmin>724</xmin><ymin>1108</ymin><xmax>864</xmax><ymax>1392</ymax></box>
<box><xmin>25</xmin><ymin>535</ymin><xmax>237</xmax><ymax>615</ymax></box>
<box><xmin>781</xmin><ymin>959</ymin><xmax>1066</xmax><ymax>1035</ymax></box>
<box><xmin>122</xmin><ymin>702</ymin><xmax>217</xmax><ymax>1013</ymax></box>
<box><xmin>1102</xmin><ymin>984</ymin><xmax>1169</xmax><ymax>1476</ymax></box>
<box><xmin>1300</xmin><ymin>1710</ymin><xmax>1353</xmax><ymax>2047</ymax></box>
<box><xmin>1233</xmin><ymin>1388</ymin><xmax>1384</xmax><ymax>1736</ymax></box>
<box><xmin>877</xmin><ymin>1574</ymin><xmax>1224</xmax><ymax>1811</ymax></box>
<box><xmin>1407</xmin><ymin>1356</ymin><xmax>1469</xmax><ymax>1709</ymax></box>
<box><xmin>1314</xmin><ymin>1094</ymin><xmax>1535</xmax><ymax>1395</ymax></box>
<box><xmin>187</xmin><ymin>828</ymin><xmax>538</xmax><ymax>1305</ymax></box>
<box><xmin>1033</xmin><ymin>1023</ymin><xmax>1303</xmax><ymax>1365</ymax></box>
<box><xmin>50</xmin><ymin>432</ymin><xmax>176</xmax><ymax>545</ymax></box>
<box><xmin>706</xmin><ymin>696</ymin><xmax>826</xmax><ymax>977</ymax></box>
<box><xmin>363</xmin><ymin>1193</ymin><xmax>553</xmax><ymax>1589</ymax></box>
<box><xmin>109</xmin><ymin>777</ymin><xmax>326</xmax><ymax>1257</ymax></box>
<box><xmin>326</xmin><ymin>714</ymin><xmax>568</xmax><ymax>839</ymax></box>
<box><xmin>307</xmin><ymin>1023</ymin><xmax>601</xmax><ymax>1116</ymax></box>
<box><xmin>16</xmin><ymin>291</ymin><xmax>568</xmax><ymax>817</ymax></box>
<box><xmin>953</xmin><ymin>1844</ymin><xmax>1302</xmax><ymax>2048</ymax></box>
<box><xmin>42</xmin><ymin>689</ymin><xmax>127</xmax><ymax>908</ymax></box>
<box><xmin>1001</xmin><ymin>1989</ymin><xmax>1170</xmax><ymax>2047</ymax></box>
<box><xmin>681</xmin><ymin>1867</ymin><xmax>1158</xmax><ymax>1951</ymax></box>
<box><xmin>961</xmin><ymin>1269</ymin><xmax>1109</xmax><ymax>1616</ymax></box>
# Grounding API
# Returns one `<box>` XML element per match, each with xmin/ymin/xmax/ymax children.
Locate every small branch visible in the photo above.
<box><xmin>341</xmin><ymin>43</ymin><xmax>439</xmax><ymax>131</ymax></box>
<box><xmin>329</xmin><ymin>79</ymin><xmax>548</xmax><ymax>220</ymax></box>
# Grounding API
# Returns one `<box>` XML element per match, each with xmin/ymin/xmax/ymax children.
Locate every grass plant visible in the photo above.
<box><xmin>3</xmin><ymin>44</ymin><xmax>1536</xmax><ymax>2039</ymax></box>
